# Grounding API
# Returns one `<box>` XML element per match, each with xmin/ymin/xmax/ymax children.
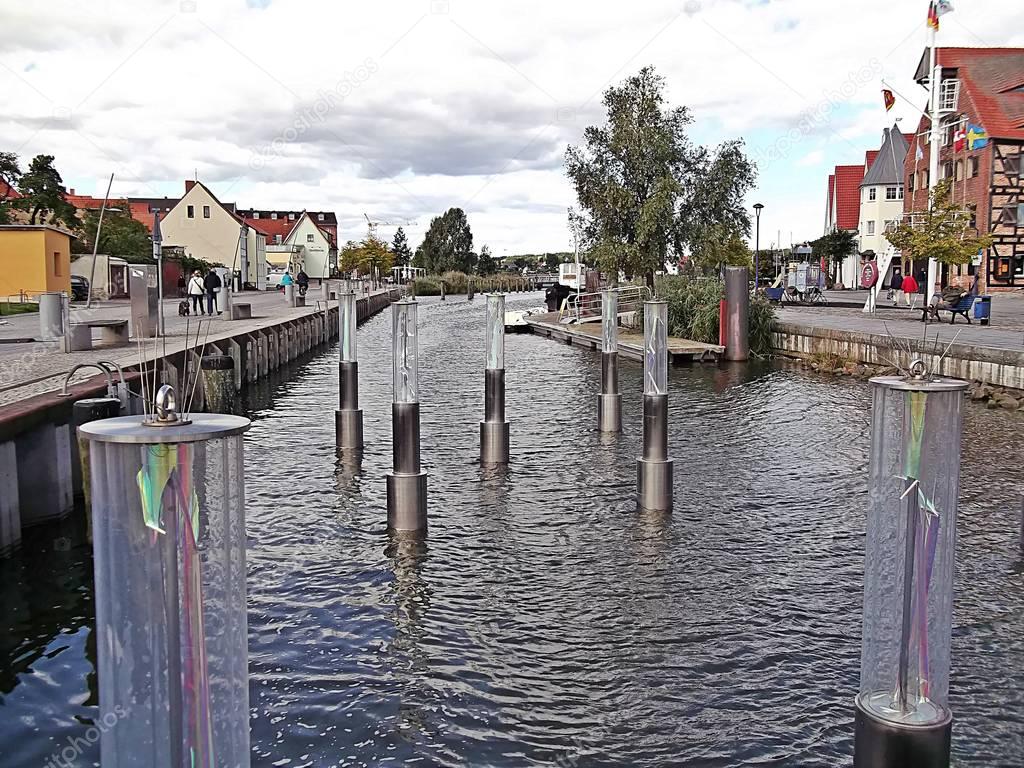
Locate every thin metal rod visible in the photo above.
<box><xmin>85</xmin><ymin>172</ymin><xmax>114</xmax><ymax>309</ymax></box>
<box><xmin>896</xmin><ymin>475</ymin><xmax>920</xmax><ymax>713</ymax></box>
<box><xmin>185</xmin><ymin>320</ymin><xmax>211</xmax><ymax>418</ymax></box>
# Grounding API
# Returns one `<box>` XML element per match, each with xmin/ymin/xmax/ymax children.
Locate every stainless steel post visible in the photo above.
<box><xmin>724</xmin><ymin>266</ymin><xmax>749</xmax><ymax>361</ymax></box>
<box><xmin>637</xmin><ymin>300</ymin><xmax>673</xmax><ymax>512</ymax></box>
<box><xmin>386</xmin><ymin>299</ymin><xmax>427</xmax><ymax>532</ymax></box>
<box><xmin>598</xmin><ymin>289</ymin><xmax>621</xmax><ymax>432</ymax></box>
<box><xmin>38</xmin><ymin>291</ymin><xmax>64</xmax><ymax>340</ymax></box>
<box><xmin>284</xmin><ymin>283</ymin><xmax>295</xmax><ymax>305</ymax></box>
<box><xmin>335</xmin><ymin>289</ymin><xmax>363</xmax><ymax>449</ymax></box>
<box><xmin>480</xmin><ymin>294</ymin><xmax>509</xmax><ymax>464</ymax></box>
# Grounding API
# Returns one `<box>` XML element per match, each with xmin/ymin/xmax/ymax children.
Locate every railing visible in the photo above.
<box><xmin>559</xmin><ymin>285</ymin><xmax>651</xmax><ymax>324</ymax></box>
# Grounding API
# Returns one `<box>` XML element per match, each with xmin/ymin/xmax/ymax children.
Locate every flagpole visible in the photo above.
<box><xmin>926</xmin><ymin>21</ymin><xmax>940</xmax><ymax>306</ymax></box>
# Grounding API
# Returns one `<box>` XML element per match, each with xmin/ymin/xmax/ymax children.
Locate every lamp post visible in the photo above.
<box><xmin>753</xmin><ymin>203</ymin><xmax>764</xmax><ymax>292</ymax></box>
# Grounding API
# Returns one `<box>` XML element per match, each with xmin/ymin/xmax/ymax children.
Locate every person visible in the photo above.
<box><xmin>177</xmin><ymin>274</ymin><xmax>187</xmax><ymax>298</ymax></box>
<box><xmin>888</xmin><ymin>266</ymin><xmax>902</xmax><ymax>306</ymax></box>
<box><xmin>926</xmin><ymin>283</ymin><xmax>970</xmax><ymax>321</ymax></box>
<box><xmin>296</xmin><ymin>268</ymin><xmax>309</xmax><ymax>296</ymax></box>
<box><xmin>900</xmin><ymin>271</ymin><xmax>919</xmax><ymax>308</ymax></box>
<box><xmin>187</xmin><ymin>270</ymin><xmax>205</xmax><ymax>315</ymax></box>
<box><xmin>279</xmin><ymin>271</ymin><xmax>294</xmax><ymax>291</ymax></box>
<box><xmin>204</xmin><ymin>268</ymin><xmax>222</xmax><ymax>315</ymax></box>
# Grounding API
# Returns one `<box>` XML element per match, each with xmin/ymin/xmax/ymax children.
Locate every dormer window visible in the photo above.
<box><xmin>253</xmin><ymin>212</ymin><xmax>260</xmax><ymax>219</ymax></box>
<box><xmin>271</xmin><ymin>212</ymin><xmax>278</xmax><ymax>220</ymax></box>
<box><xmin>288</xmin><ymin>213</ymin><xmax>295</xmax><ymax>220</ymax></box>
<box><xmin>939</xmin><ymin>79</ymin><xmax>959</xmax><ymax>111</ymax></box>
<box><xmin>317</xmin><ymin>213</ymin><xmax>324</xmax><ymax>221</ymax></box>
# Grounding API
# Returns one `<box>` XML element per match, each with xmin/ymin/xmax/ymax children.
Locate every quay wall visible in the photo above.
<box><xmin>0</xmin><ymin>288</ymin><xmax>401</xmax><ymax>554</ymax></box>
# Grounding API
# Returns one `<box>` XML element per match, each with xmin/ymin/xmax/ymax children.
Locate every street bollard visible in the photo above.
<box><xmin>854</xmin><ymin>371</ymin><xmax>968</xmax><ymax>768</ymax></box>
<box><xmin>284</xmin><ymin>283</ymin><xmax>295</xmax><ymax>306</ymax></box>
<box><xmin>598</xmin><ymin>289</ymin><xmax>622</xmax><ymax>432</ymax></box>
<box><xmin>724</xmin><ymin>266</ymin><xmax>749</xmax><ymax>361</ymax></box>
<box><xmin>335</xmin><ymin>288</ymin><xmax>363</xmax><ymax>449</ymax></box>
<box><xmin>480</xmin><ymin>294</ymin><xmax>509</xmax><ymax>464</ymax></box>
<box><xmin>79</xmin><ymin>388</ymin><xmax>252</xmax><ymax>767</ymax></box>
<box><xmin>636</xmin><ymin>300</ymin><xmax>673</xmax><ymax>512</ymax></box>
<box><xmin>386</xmin><ymin>300</ymin><xmax>427</xmax><ymax>533</ymax></box>
<box><xmin>72</xmin><ymin>397</ymin><xmax>121</xmax><ymax>509</ymax></box>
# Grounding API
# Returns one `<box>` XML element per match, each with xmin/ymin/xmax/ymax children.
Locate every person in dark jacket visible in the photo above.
<box><xmin>204</xmin><ymin>269</ymin><xmax>222</xmax><ymax>315</ymax></box>
<box><xmin>296</xmin><ymin>269</ymin><xmax>309</xmax><ymax>296</ymax></box>
<box><xmin>888</xmin><ymin>266</ymin><xmax>903</xmax><ymax>306</ymax></box>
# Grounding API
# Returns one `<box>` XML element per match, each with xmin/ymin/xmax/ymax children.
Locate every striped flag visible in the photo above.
<box><xmin>928</xmin><ymin>1</ymin><xmax>953</xmax><ymax>30</ymax></box>
<box><xmin>883</xmin><ymin>89</ymin><xmax>896</xmax><ymax>111</ymax></box>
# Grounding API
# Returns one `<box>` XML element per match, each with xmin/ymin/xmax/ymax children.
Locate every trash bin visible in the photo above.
<box><xmin>974</xmin><ymin>295</ymin><xmax>991</xmax><ymax>325</ymax></box>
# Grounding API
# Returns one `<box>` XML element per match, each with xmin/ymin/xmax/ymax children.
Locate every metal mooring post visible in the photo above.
<box><xmin>336</xmin><ymin>287</ymin><xmax>363</xmax><ymax>449</ymax></box>
<box><xmin>480</xmin><ymin>293</ymin><xmax>509</xmax><ymax>464</ymax></box>
<box><xmin>636</xmin><ymin>299</ymin><xmax>673</xmax><ymax>512</ymax></box>
<box><xmin>724</xmin><ymin>265</ymin><xmax>749</xmax><ymax>361</ymax></box>
<box><xmin>78</xmin><ymin>387</ymin><xmax>252</xmax><ymax>766</ymax></box>
<box><xmin>386</xmin><ymin>299</ymin><xmax>428</xmax><ymax>533</ymax></box>
<box><xmin>854</xmin><ymin>368</ymin><xmax>967</xmax><ymax>768</ymax></box>
<box><xmin>597</xmin><ymin>289</ymin><xmax>622</xmax><ymax>432</ymax></box>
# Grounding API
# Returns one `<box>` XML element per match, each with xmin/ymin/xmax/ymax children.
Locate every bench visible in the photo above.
<box><xmin>921</xmin><ymin>291</ymin><xmax>977</xmax><ymax>324</ymax></box>
<box><xmin>64</xmin><ymin>319</ymin><xmax>130</xmax><ymax>351</ymax></box>
<box><xmin>231</xmin><ymin>303</ymin><xmax>252</xmax><ymax>320</ymax></box>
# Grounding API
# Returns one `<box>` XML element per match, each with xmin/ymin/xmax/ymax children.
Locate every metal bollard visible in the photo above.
<box><xmin>284</xmin><ymin>283</ymin><xmax>295</xmax><ymax>306</ymax></box>
<box><xmin>598</xmin><ymin>289</ymin><xmax>622</xmax><ymax>432</ymax></box>
<box><xmin>480</xmin><ymin>294</ymin><xmax>509</xmax><ymax>464</ymax></box>
<box><xmin>853</xmin><ymin>371</ymin><xmax>968</xmax><ymax>768</ymax></box>
<box><xmin>335</xmin><ymin>289</ymin><xmax>363</xmax><ymax>449</ymax></box>
<box><xmin>723</xmin><ymin>266</ymin><xmax>749</xmax><ymax>361</ymax></box>
<box><xmin>72</xmin><ymin>396</ymin><xmax>121</xmax><ymax>508</ymax></box>
<box><xmin>39</xmin><ymin>291</ymin><xmax>65</xmax><ymax>340</ymax></box>
<box><xmin>636</xmin><ymin>300</ymin><xmax>673</xmax><ymax>512</ymax></box>
<box><xmin>386</xmin><ymin>300</ymin><xmax>427</xmax><ymax>533</ymax></box>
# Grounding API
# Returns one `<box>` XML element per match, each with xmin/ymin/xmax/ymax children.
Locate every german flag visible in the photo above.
<box><xmin>927</xmin><ymin>2</ymin><xmax>939</xmax><ymax>29</ymax></box>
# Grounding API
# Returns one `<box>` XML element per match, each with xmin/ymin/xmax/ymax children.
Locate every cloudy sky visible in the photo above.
<box><xmin>3</xmin><ymin>0</ymin><xmax>1022</xmax><ymax>255</ymax></box>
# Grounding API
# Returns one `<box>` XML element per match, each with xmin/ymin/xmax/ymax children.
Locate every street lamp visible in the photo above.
<box><xmin>753</xmin><ymin>203</ymin><xmax>764</xmax><ymax>291</ymax></box>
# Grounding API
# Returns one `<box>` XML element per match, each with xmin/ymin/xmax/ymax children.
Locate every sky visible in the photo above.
<box><xmin>2</xmin><ymin>0</ymin><xmax>1023</xmax><ymax>256</ymax></box>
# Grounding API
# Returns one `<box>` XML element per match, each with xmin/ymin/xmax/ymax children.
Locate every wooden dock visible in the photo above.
<box><xmin>524</xmin><ymin>312</ymin><xmax>723</xmax><ymax>363</ymax></box>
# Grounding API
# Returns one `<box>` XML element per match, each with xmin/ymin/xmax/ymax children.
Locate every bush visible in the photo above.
<box><xmin>410</xmin><ymin>272</ymin><xmax>528</xmax><ymax>296</ymax></box>
<box><xmin>654</xmin><ymin>275</ymin><xmax>776</xmax><ymax>358</ymax></box>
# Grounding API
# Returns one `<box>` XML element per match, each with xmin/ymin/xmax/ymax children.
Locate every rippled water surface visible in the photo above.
<box><xmin>2</xmin><ymin>292</ymin><xmax>1023</xmax><ymax>766</ymax></box>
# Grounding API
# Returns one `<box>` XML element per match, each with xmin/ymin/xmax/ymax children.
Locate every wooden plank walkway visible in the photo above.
<box><xmin>525</xmin><ymin>312</ymin><xmax>722</xmax><ymax>363</ymax></box>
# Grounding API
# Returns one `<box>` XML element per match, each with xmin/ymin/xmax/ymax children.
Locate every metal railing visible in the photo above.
<box><xmin>559</xmin><ymin>285</ymin><xmax>651</xmax><ymax>324</ymax></box>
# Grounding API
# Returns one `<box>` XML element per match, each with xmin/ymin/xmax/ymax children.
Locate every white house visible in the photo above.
<box><xmin>858</xmin><ymin>125</ymin><xmax>909</xmax><ymax>261</ymax></box>
<box><xmin>282</xmin><ymin>212</ymin><xmax>336</xmax><ymax>281</ymax></box>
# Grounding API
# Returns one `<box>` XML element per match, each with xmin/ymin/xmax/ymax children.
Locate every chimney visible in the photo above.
<box><xmin>69</xmin><ymin>188</ymin><xmax>75</xmax><ymax>195</ymax></box>
<box><xmin>185</xmin><ymin>180</ymin><xmax>196</xmax><ymax>193</ymax></box>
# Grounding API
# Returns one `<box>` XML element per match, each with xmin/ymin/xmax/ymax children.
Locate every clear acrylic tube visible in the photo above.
<box><xmin>393</xmin><ymin>299</ymin><xmax>419</xmax><ymax>404</ymax></box>
<box><xmin>601</xmin><ymin>290</ymin><xmax>618</xmax><ymax>354</ymax></box>
<box><xmin>339</xmin><ymin>290</ymin><xmax>357</xmax><ymax>363</ymax></box>
<box><xmin>859</xmin><ymin>376</ymin><xmax>966</xmax><ymax>727</ymax></box>
<box><xmin>485</xmin><ymin>293</ymin><xmax>505</xmax><ymax>370</ymax></box>
<box><xmin>643</xmin><ymin>300</ymin><xmax>668</xmax><ymax>395</ymax></box>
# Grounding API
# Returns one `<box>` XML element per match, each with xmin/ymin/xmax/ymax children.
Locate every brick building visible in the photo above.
<box><xmin>903</xmin><ymin>47</ymin><xmax>1024</xmax><ymax>291</ymax></box>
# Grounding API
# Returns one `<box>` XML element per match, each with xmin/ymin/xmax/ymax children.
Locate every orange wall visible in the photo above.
<box><xmin>0</xmin><ymin>228</ymin><xmax>72</xmax><ymax>297</ymax></box>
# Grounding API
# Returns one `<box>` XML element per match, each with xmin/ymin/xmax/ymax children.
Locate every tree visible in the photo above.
<box><xmin>17</xmin><ymin>154</ymin><xmax>77</xmax><ymax>227</ymax></box>
<box><xmin>0</xmin><ymin>151</ymin><xmax>21</xmax><ymax>224</ymax></box>
<box><xmin>810</xmin><ymin>228</ymin><xmax>859</xmax><ymax>283</ymax></box>
<box><xmin>73</xmin><ymin>208</ymin><xmax>152</xmax><ymax>259</ymax></box>
<box><xmin>565</xmin><ymin>66</ymin><xmax>756</xmax><ymax>286</ymax></box>
<box><xmin>544</xmin><ymin>252</ymin><xmax>564</xmax><ymax>272</ymax></box>
<box><xmin>477</xmin><ymin>245</ymin><xmax>497</xmax><ymax>275</ymax></box>
<box><xmin>886</xmin><ymin>179</ymin><xmax>992</xmax><ymax>267</ymax></box>
<box><xmin>688</xmin><ymin>223</ymin><xmax>752</xmax><ymax>270</ymax></box>
<box><xmin>418</xmin><ymin>207</ymin><xmax>474</xmax><ymax>273</ymax></box>
<box><xmin>391</xmin><ymin>226</ymin><xmax>413</xmax><ymax>268</ymax></box>
<box><xmin>339</xmin><ymin>235</ymin><xmax>394</xmax><ymax>278</ymax></box>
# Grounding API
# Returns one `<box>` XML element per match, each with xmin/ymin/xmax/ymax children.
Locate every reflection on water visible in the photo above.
<box><xmin>1</xmin><ymin>292</ymin><xmax>1022</xmax><ymax>766</ymax></box>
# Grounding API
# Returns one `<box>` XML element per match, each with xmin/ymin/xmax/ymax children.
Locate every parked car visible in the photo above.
<box><xmin>70</xmin><ymin>275</ymin><xmax>89</xmax><ymax>302</ymax></box>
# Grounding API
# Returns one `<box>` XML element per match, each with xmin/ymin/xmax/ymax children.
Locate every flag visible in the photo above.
<box><xmin>883</xmin><ymin>89</ymin><xmax>896</xmax><ymax>111</ymax></box>
<box><xmin>935</xmin><ymin>1</ymin><xmax>954</xmax><ymax>16</ymax></box>
<box><xmin>916</xmin><ymin>143</ymin><xmax>924</xmax><ymax>161</ymax></box>
<box><xmin>953</xmin><ymin>126</ymin><xmax>966</xmax><ymax>152</ymax></box>
<box><xmin>927</xmin><ymin>2</ymin><xmax>939</xmax><ymax>29</ymax></box>
<box><xmin>966</xmin><ymin>123</ymin><xmax>988</xmax><ymax>150</ymax></box>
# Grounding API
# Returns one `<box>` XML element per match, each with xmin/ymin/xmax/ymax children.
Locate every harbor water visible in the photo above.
<box><xmin>1</xmin><ymin>293</ymin><xmax>1022</xmax><ymax>766</ymax></box>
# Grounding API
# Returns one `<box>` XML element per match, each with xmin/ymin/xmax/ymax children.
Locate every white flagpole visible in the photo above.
<box><xmin>926</xmin><ymin>19</ymin><xmax>941</xmax><ymax>306</ymax></box>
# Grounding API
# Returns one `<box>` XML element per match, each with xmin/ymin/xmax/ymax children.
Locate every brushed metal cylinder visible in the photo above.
<box><xmin>601</xmin><ymin>351</ymin><xmax>618</xmax><ymax>395</ymax></box>
<box><xmin>637</xmin><ymin>457</ymin><xmax>674</xmax><ymax>512</ymax></box>
<box><xmin>386</xmin><ymin>472</ymin><xmax>428</xmax><ymax>533</ymax></box>
<box><xmin>334</xmin><ymin>408</ymin><xmax>363</xmax><ymax>449</ymax></box>
<box><xmin>392</xmin><ymin>402</ymin><xmax>421</xmax><ymax>475</ymax></box>
<box><xmin>597</xmin><ymin>393</ymin><xmax>622</xmax><ymax>432</ymax></box>
<box><xmin>642</xmin><ymin>393</ymin><xmax>668</xmax><ymax>461</ymax></box>
<box><xmin>480</xmin><ymin>420</ymin><xmax>510</xmax><ymax>465</ymax></box>
<box><xmin>724</xmin><ymin>266</ymin><xmax>749</xmax><ymax>362</ymax></box>
<box><xmin>484</xmin><ymin>368</ymin><xmax>505</xmax><ymax>423</ymax></box>
<box><xmin>854</xmin><ymin>698</ymin><xmax>951</xmax><ymax>768</ymax></box>
<box><xmin>339</xmin><ymin>361</ymin><xmax>359</xmax><ymax>410</ymax></box>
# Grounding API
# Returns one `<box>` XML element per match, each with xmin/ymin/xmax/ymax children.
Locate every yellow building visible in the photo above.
<box><xmin>0</xmin><ymin>225</ymin><xmax>74</xmax><ymax>298</ymax></box>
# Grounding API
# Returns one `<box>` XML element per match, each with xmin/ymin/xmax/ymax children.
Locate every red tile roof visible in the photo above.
<box><xmin>833</xmin><ymin>165</ymin><xmax>864</xmax><ymax>231</ymax></box>
<box><xmin>242</xmin><ymin>215</ymin><xmax>293</xmax><ymax>242</ymax></box>
<box><xmin>1</xmin><ymin>180</ymin><xmax>20</xmax><ymax>199</ymax></box>
<box><xmin>864</xmin><ymin>150</ymin><xmax>879</xmax><ymax>169</ymax></box>
<box><xmin>826</xmin><ymin>174</ymin><xmax>835</xmax><ymax>226</ymax></box>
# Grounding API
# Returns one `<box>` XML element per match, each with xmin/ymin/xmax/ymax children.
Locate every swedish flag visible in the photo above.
<box><xmin>966</xmin><ymin>123</ymin><xmax>988</xmax><ymax>150</ymax></box>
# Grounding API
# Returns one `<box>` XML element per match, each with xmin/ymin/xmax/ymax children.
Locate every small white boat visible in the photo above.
<box><xmin>504</xmin><ymin>306</ymin><xmax>546</xmax><ymax>332</ymax></box>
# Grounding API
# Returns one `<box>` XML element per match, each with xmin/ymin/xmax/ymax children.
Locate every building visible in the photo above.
<box><xmin>70</xmin><ymin>254</ymin><xmax>130</xmax><ymax>299</ymax></box>
<box><xmin>859</xmin><ymin>125</ymin><xmax>910</xmax><ymax>259</ymax></box>
<box><xmin>281</xmin><ymin>211</ymin><xmax>337</xmax><ymax>280</ymax></box>
<box><xmin>903</xmin><ymin>46</ymin><xmax>1024</xmax><ymax>290</ymax></box>
<box><xmin>237</xmin><ymin>208</ymin><xmax>338</xmax><ymax>247</ymax></box>
<box><xmin>824</xmin><ymin>164</ymin><xmax>864</xmax><ymax>287</ymax></box>
<box><xmin>0</xmin><ymin>224</ymin><xmax>74</xmax><ymax>297</ymax></box>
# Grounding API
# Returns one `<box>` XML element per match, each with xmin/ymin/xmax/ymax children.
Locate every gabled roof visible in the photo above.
<box><xmin>282</xmin><ymin>211</ymin><xmax>335</xmax><ymax>245</ymax></box>
<box><xmin>914</xmin><ymin>47</ymin><xmax>1024</xmax><ymax>140</ymax></box>
<box><xmin>864</xmin><ymin>150</ymin><xmax>879</xmax><ymax>169</ymax></box>
<box><xmin>833</xmin><ymin>165</ymin><xmax>864</xmax><ymax>230</ymax></box>
<box><xmin>861</xmin><ymin>124</ymin><xmax>909</xmax><ymax>187</ymax></box>
<box><xmin>1</xmin><ymin>180</ymin><xmax>22</xmax><ymax>199</ymax></box>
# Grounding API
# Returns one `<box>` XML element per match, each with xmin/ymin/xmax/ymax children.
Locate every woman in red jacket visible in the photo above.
<box><xmin>900</xmin><ymin>272</ymin><xmax>919</xmax><ymax>308</ymax></box>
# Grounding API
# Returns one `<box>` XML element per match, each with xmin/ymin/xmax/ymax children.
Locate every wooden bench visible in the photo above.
<box><xmin>64</xmin><ymin>319</ymin><xmax>130</xmax><ymax>351</ymax></box>
<box><xmin>231</xmin><ymin>303</ymin><xmax>252</xmax><ymax>320</ymax></box>
<box><xmin>921</xmin><ymin>291</ymin><xmax>977</xmax><ymax>324</ymax></box>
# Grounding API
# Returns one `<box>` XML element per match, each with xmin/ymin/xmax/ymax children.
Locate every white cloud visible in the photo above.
<box><xmin>1</xmin><ymin>0</ymin><xmax>1022</xmax><ymax>252</ymax></box>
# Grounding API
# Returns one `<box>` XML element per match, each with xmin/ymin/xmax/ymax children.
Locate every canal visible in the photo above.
<box><xmin>1</xmin><ymin>293</ymin><xmax>1022</xmax><ymax>766</ymax></box>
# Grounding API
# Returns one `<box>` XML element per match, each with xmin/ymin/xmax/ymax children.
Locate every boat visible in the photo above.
<box><xmin>504</xmin><ymin>306</ymin><xmax>546</xmax><ymax>333</ymax></box>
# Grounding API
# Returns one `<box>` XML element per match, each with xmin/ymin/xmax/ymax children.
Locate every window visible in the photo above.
<box><xmin>939</xmin><ymin>79</ymin><xmax>959</xmax><ymax>111</ymax></box>
<box><xmin>253</xmin><ymin>211</ymin><xmax>260</xmax><ymax>219</ymax></box>
<box><xmin>288</xmin><ymin>213</ymin><xmax>295</xmax><ymax>220</ymax></box>
<box><xmin>271</xmin><ymin>212</ymin><xmax>278</xmax><ymax>220</ymax></box>
<box><xmin>1018</xmin><ymin>203</ymin><xmax>1024</xmax><ymax>224</ymax></box>
<box><xmin>866</xmin><ymin>220</ymin><xmax>876</xmax><ymax>235</ymax></box>
<box><xmin>885</xmin><ymin>186</ymin><xmax>898</xmax><ymax>200</ymax></box>
<box><xmin>187</xmin><ymin>205</ymin><xmax>194</xmax><ymax>218</ymax></box>
<box><xmin>942</xmin><ymin>125</ymin><xmax>955</xmax><ymax>146</ymax></box>
<box><xmin>275</xmin><ymin>234</ymin><xmax>282</xmax><ymax>244</ymax></box>
<box><xmin>53</xmin><ymin>252</ymin><xmax>61</xmax><ymax>276</ymax></box>
<box><xmin>884</xmin><ymin>220</ymin><xmax>896</xmax><ymax>233</ymax></box>
<box><xmin>1005</xmin><ymin>155</ymin><xmax>1021</xmax><ymax>176</ymax></box>
<box><xmin>999</xmin><ymin>206</ymin><xmax>1018</xmax><ymax>225</ymax></box>
<box><xmin>954</xmin><ymin>160</ymin><xmax>963</xmax><ymax>181</ymax></box>
<box><xmin>317</xmin><ymin>213</ymin><xmax>324</xmax><ymax>221</ymax></box>
<box><xmin>306</xmin><ymin>233</ymin><xmax>314</xmax><ymax>242</ymax></box>
<box><xmin>868</xmin><ymin>187</ymin><xmax>876</xmax><ymax>201</ymax></box>
<box><xmin>908</xmin><ymin>173</ymin><xmax>915</xmax><ymax>192</ymax></box>
<box><xmin>942</xmin><ymin>161</ymin><xmax>954</xmax><ymax>179</ymax></box>
<box><xmin>969</xmin><ymin>156</ymin><xmax>980</xmax><ymax>177</ymax></box>
<box><xmin>968</xmin><ymin>204</ymin><xmax>977</xmax><ymax>230</ymax></box>
<box><xmin>203</xmin><ymin>205</ymin><xmax>211</xmax><ymax>218</ymax></box>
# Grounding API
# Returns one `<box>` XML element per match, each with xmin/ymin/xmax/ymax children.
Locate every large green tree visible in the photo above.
<box><xmin>391</xmin><ymin>226</ymin><xmax>413</xmax><ymax>268</ymax></box>
<box><xmin>17</xmin><ymin>154</ymin><xmax>77</xmax><ymax>227</ymax></box>
<box><xmin>810</xmin><ymin>228</ymin><xmax>859</xmax><ymax>283</ymax></box>
<box><xmin>72</xmin><ymin>208</ymin><xmax>152</xmax><ymax>259</ymax></box>
<box><xmin>339</xmin><ymin>234</ymin><xmax>394</xmax><ymax>278</ymax></box>
<box><xmin>477</xmin><ymin>244</ymin><xmax>497</xmax><ymax>275</ymax></box>
<box><xmin>565</xmin><ymin>66</ymin><xmax>756</xmax><ymax>285</ymax></box>
<box><xmin>886</xmin><ymin>179</ymin><xmax>992</xmax><ymax>266</ymax></box>
<box><xmin>0</xmin><ymin>151</ymin><xmax>21</xmax><ymax>224</ymax></box>
<box><xmin>418</xmin><ymin>207</ymin><xmax>474</xmax><ymax>273</ymax></box>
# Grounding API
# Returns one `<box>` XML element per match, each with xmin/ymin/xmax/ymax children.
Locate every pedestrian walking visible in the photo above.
<box><xmin>204</xmin><ymin>269</ymin><xmax>222</xmax><ymax>315</ymax></box>
<box><xmin>888</xmin><ymin>266</ymin><xmax>903</xmax><ymax>306</ymax></box>
<box><xmin>187</xmin><ymin>270</ymin><xmax>206</xmax><ymax>315</ymax></box>
<box><xmin>900</xmin><ymin>272</ymin><xmax>919</xmax><ymax>308</ymax></box>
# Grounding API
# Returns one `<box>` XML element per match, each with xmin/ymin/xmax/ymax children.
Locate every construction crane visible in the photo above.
<box><xmin>363</xmin><ymin>213</ymin><xmax>417</xmax><ymax>236</ymax></box>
